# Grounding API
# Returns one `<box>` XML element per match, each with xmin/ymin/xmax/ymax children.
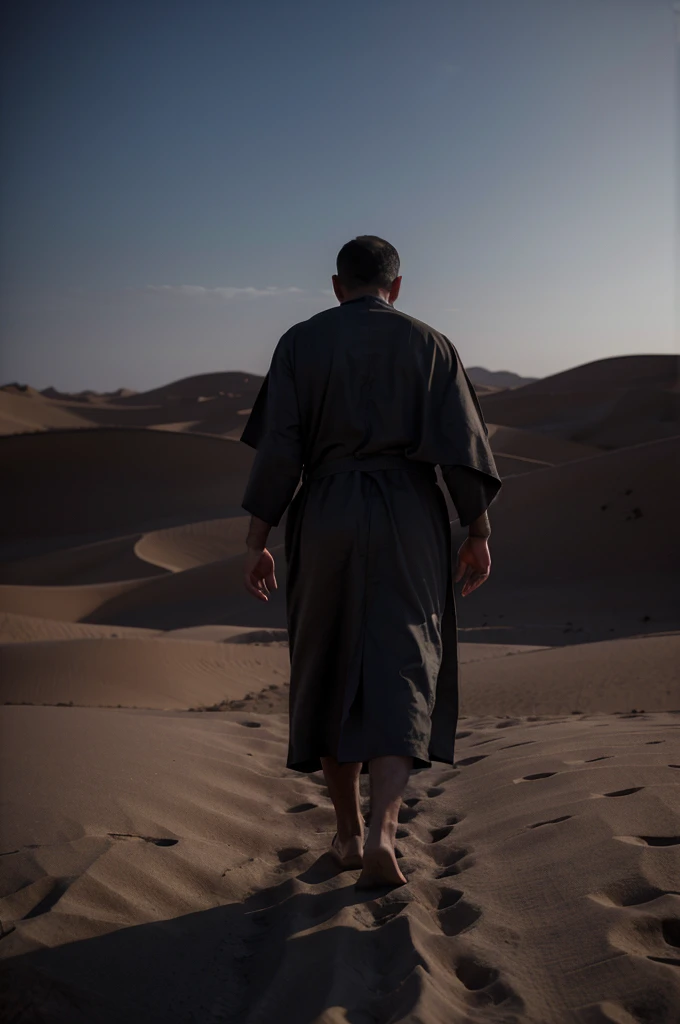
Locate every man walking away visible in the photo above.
<box><xmin>240</xmin><ymin>236</ymin><xmax>502</xmax><ymax>888</ymax></box>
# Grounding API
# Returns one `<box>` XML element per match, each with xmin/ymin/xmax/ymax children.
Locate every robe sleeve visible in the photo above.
<box><xmin>240</xmin><ymin>329</ymin><xmax>303</xmax><ymax>527</ymax></box>
<box><xmin>412</xmin><ymin>333</ymin><xmax>503</xmax><ymax>523</ymax></box>
<box><xmin>440</xmin><ymin>464</ymin><xmax>501</xmax><ymax>527</ymax></box>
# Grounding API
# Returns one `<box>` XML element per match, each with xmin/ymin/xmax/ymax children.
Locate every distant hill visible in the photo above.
<box><xmin>466</xmin><ymin>367</ymin><xmax>538</xmax><ymax>390</ymax></box>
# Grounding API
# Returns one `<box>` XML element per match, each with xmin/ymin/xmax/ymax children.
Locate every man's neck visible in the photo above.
<box><xmin>341</xmin><ymin>291</ymin><xmax>392</xmax><ymax>305</ymax></box>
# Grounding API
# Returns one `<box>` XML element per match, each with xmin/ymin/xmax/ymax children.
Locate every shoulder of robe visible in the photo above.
<box><xmin>240</xmin><ymin>325</ymin><xmax>299</xmax><ymax>449</ymax></box>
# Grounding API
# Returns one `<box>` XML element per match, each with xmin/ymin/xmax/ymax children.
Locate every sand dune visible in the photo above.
<box><xmin>0</xmin><ymin>388</ymin><xmax>95</xmax><ymax>435</ymax></box>
<box><xmin>460</xmin><ymin>632</ymin><xmax>680</xmax><ymax>715</ymax></box>
<box><xmin>1</xmin><ymin>706</ymin><xmax>678</xmax><ymax>1022</ymax></box>
<box><xmin>0</xmin><ymin>535</ymin><xmax>165</xmax><ymax>586</ymax></box>
<box><xmin>0</xmin><ymin>636</ymin><xmax>290</xmax><ymax>709</ymax></box>
<box><xmin>2</xmin><ymin>625</ymin><xmax>675</xmax><ymax>718</ymax></box>
<box><xmin>31</xmin><ymin>393</ymin><xmax>256</xmax><ymax>436</ymax></box>
<box><xmin>135</xmin><ymin>515</ymin><xmax>284</xmax><ymax>572</ymax></box>
<box><xmin>572</xmin><ymin>386</ymin><xmax>680</xmax><ymax>448</ymax></box>
<box><xmin>507</xmin><ymin>354</ymin><xmax>678</xmax><ymax>393</ymax></box>
<box><xmin>0</xmin><ymin>553</ymin><xmax>285</xmax><ymax>629</ymax></box>
<box><xmin>490</xmin><ymin>452</ymin><xmax>553</xmax><ymax>477</ymax></box>
<box><xmin>0</xmin><ymin>374</ymin><xmax>264</xmax><ymax>438</ymax></box>
<box><xmin>0</xmin><ymin>613</ymin><xmax>287</xmax><ymax>646</ymax></box>
<box><xmin>485</xmin><ymin>435</ymin><xmax>680</xmax><ymax>581</ymax></box>
<box><xmin>0</xmin><ymin>612</ymin><xmax>158</xmax><ymax>645</ymax></box>
<box><xmin>480</xmin><ymin>354</ymin><xmax>679</xmax><ymax>448</ymax></box>
<box><xmin>40</xmin><ymin>386</ymin><xmax>139</xmax><ymax>402</ymax></box>
<box><xmin>0</xmin><ymin>578</ymin><xmax>150</xmax><ymax>623</ymax></box>
<box><xmin>1</xmin><ymin>429</ymin><xmax>253</xmax><ymax>541</ymax></box>
<box><xmin>487</xmin><ymin>423</ymin><xmax>600</xmax><ymax>465</ymax></box>
<box><xmin>2</xmin><ymin>437</ymin><xmax>676</xmax><ymax>641</ymax></box>
<box><xmin>86</xmin><ymin>545</ymin><xmax>288</xmax><ymax>630</ymax></box>
<box><xmin>114</xmin><ymin>371</ymin><xmax>262</xmax><ymax>406</ymax></box>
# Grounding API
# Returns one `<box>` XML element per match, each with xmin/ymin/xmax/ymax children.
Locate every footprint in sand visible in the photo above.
<box><xmin>446</xmin><ymin>814</ymin><xmax>463</xmax><ymax>827</ymax></box>
<box><xmin>649</xmin><ymin>954</ymin><xmax>680</xmax><ymax>967</ymax></box>
<box><xmin>436</xmin><ymin>887</ymin><xmax>481</xmax><ymax>936</ymax></box>
<box><xmin>240</xmin><ymin>721</ymin><xmax>262</xmax><ymax>728</ymax></box>
<box><xmin>527</xmin><ymin>816</ymin><xmax>572</xmax><ymax>829</ymax></box>
<box><xmin>645</xmin><ymin>740</ymin><xmax>664</xmax><ymax>745</ymax></box>
<box><xmin>661</xmin><ymin>919</ymin><xmax>680</xmax><ymax>948</ymax></box>
<box><xmin>564</xmin><ymin>755</ymin><xmax>612</xmax><ymax>764</ymax></box>
<box><xmin>595</xmin><ymin>787</ymin><xmax>644</xmax><ymax>799</ymax></box>
<box><xmin>435</xmin><ymin>847</ymin><xmax>475</xmax><ymax>877</ymax></box>
<box><xmin>615</xmin><ymin>835</ymin><xmax>680</xmax><ymax>847</ymax></box>
<box><xmin>426</xmin><ymin>786</ymin><xmax>445</xmax><ymax>798</ymax></box>
<box><xmin>368</xmin><ymin>900</ymin><xmax>410</xmax><ymax>926</ymax></box>
<box><xmin>495</xmin><ymin>719</ymin><xmax>522</xmax><ymax>729</ymax></box>
<box><xmin>455</xmin><ymin>755</ymin><xmax>488</xmax><ymax>767</ymax></box>
<box><xmin>429</xmin><ymin>826</ymin><xmax>455</xmax><ymax>843</ymax></box>
<box><xmin>108</xmin><ymin>833</ymin><xmax>178</xmax><ymax>847</ymax></box>
<box><xmin>500</xmin><ymin>741</ymin><xmax>535</xmax><ymax>750</ymax></box>
<box><xmin>395</xmin><ymin>828</ymin><xmax>410</xmax><ymax>839</ymax></box>
<box><xmin>455</xmin><ymin>730</ymin><xmax>472</xmax><ymax>739</ymax></box>
<box><xmin>22</xmin><ymin>880</ymin><xmax>71</xmax><ymax>920</ymax></box>
<box><xmin>608</xmin><ymin>912</ymin><xmax>680</xmax><ymax>968</ymax></box>
<box><xmin>455</xmin><ymin>955</ymin><xmax>518</xmax><ymax>1008</ymax></box>
<box><xmin>514</xmin><ymin>772</ymin><xmax>558</xmax><ymax>783</ymax></box>
<box><xmin>404</xmin><ymin>797</ymin><xmax>420</xmax><ymax>808</ymax></box>
<box><xmin>398</xmin><ymin>806</ymin><xmax>419</xmax><ymax>824</ymax></box>
<box><xmin>456</xmin><ymin>956</ymin><xmax>496</xmax><ymax>989</ymax></box>
<box><xmin>286</xmin><ymin>803</ymin><xmax>317</xmax><ymax>813</ymax></box>
<box><xmin>588</xmin><ymin>881</ymin><xmax>680</xmax><ymax>907</ymax></box>
<box><xmin>436</xmin><ymin>770</ymin><xmax>459</xmax><ymax>783</ymax></box>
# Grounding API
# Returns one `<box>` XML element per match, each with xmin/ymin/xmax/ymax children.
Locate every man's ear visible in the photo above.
<box><xmin>389</xmin><ymin>276</ymin><xmax>402</xmax><ymax>304</ymax></box>
<box><xmin>331</xmin><ymin>275</ymin><xmax>345</xmax><ymax>303</ymax></box>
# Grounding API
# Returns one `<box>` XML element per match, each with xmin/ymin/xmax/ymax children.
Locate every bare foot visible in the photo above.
<box><xmin>356</xmin><ymin>844</ymin><xmax>407</xmax><ymax>889</ymax></box>
<box><xmin>330</xmin><ymin>833</ymin><xmax>364</xmax><ymax>870</ymax></box>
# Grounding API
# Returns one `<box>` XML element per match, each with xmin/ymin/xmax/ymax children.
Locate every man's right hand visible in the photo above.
<box><xmin>454</xmin><ymin>536</ymin><xmax>491</xmax><ymax>597</ymax></box>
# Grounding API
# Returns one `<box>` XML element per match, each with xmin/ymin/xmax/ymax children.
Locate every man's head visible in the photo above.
<box><xmin>332</xmin><ymin>235</ymin><xmax>402</xmax><ymax>305</ymax></box>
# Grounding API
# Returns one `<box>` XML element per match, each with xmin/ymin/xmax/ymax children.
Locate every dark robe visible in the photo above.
<box><xmin>240</xmin><ymin>294</ymin><xmax>502</xmax><ymax>772</ymax></box>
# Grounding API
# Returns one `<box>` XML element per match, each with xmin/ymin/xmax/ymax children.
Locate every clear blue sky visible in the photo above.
<box><xmin>0</xmin><ymin>0</ymin><xmax>676</xmax><ymax>391</ymax></box>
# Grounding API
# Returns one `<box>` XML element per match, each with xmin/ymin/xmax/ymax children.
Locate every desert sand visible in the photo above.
<box><xmin>1</xmin><ymin>353</ymin><xmax>679</xmax><ymax>1023</ymax></box>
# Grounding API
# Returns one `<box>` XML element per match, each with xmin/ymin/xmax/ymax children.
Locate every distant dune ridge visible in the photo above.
<box><xmin>466</xmin><ymin>365</ymin><xmax>538</xmax><ymax>390</ymax></box>
<box><xmin>1</xmin><ymin>353</ymin><xmax>679</xmax><ymax>1023</ymax></box>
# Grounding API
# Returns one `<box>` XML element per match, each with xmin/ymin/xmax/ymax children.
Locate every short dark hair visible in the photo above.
<box><xmin>336</xmin><ymin>235</ymin><xmax>400</xmax><ymax>290</ymax></box>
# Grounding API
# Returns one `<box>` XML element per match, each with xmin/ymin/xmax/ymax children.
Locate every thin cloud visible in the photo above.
<box><xmin>146</xmin><ymin>284</ymin><xmax>305</xmax><ymax>299</ymax></box>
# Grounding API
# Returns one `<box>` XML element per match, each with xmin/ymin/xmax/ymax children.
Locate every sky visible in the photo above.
<box><xmin>0</xmin><ymin>0</ymin><xmax>677</xmax><ymax>392</ymax></box>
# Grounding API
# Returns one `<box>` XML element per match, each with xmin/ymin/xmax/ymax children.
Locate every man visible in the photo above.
<box><xmin>240</xmin><ymin>236</ymin><xmax>501</xmax><ymax>888</ymax></box>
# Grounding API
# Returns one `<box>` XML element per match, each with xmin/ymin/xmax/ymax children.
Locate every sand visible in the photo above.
<box><xmin>1</xmin><ymin>353</ymin><xmax>679</xmax><ymax>1023</ymax></box>
<box><xmin>1</xmin><ymin>708</ymin><xmax>678</xmax><ymax>1023</ymax></box>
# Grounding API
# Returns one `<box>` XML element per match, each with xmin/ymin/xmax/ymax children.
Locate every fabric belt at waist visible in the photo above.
<box><xmin>305</xmin><ymin>454</ymin><xmax>436</xmax><ymax>482</ymax></box>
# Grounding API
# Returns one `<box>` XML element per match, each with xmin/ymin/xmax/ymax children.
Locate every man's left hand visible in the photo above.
<box><xmin>244</xmin><ymin>547</ymin><xmax>277</xmax><ymax>602</ymax></box>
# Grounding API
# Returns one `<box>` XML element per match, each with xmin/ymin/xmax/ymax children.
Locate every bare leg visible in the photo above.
<box><xmin>320</xmin><ymin>756</ymin><xmax>364</xmax><ymax>869</ymax></box>
<box><xmin>357</xmin><ymin>755</ymin><xmax>412</xmax><ymax>888</ymax></box>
